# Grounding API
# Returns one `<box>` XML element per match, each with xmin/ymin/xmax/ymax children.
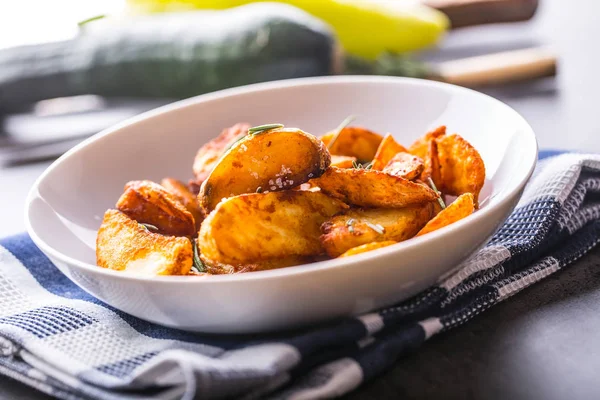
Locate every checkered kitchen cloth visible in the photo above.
<box><xmin>1</xmin><ymin>151</ymin><xmax>600</xmax><ymax>400</ymax></box>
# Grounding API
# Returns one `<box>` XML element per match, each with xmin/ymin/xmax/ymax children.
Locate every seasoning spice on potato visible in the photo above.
<box><xmin>339</xmin><ymin>241</ymin><xmax>398</xmax><ymax>258</ymax></box>
<box><xmin>371</xmin><ymin>133</ymin><xmax>409</xmax><ymax>170</ymax></box>
<box><xmin>408</xmin><ymin>125</ymin><xmax>446</xmax><ymax>158</ymax></box>
<box><xmin>161</xmin><ymin>178</ymin><xmax>205</xmax><ymax>228</ymax></box>
<box><xmin>417</xmin><ymin>193</ymin><xmax>475</xmax><ymax>236</ymax></box>
<box><xmin>320</xmin><ymin>203</ymin><xmax>435</xmax><ymax>257</ymax></box>
<box><xmin>193</xmin><ymin>122</ymin><xmax>250</xmax><ymax>183</ymax></box>
<box><xmin>199</xmin><ymin>191</ymin><xmax>347</xmax><ymax>266</ymax></box>
<box><xmin>382</xmin><ymin>152</ymin><xmax>425</xmax><ymax>180</ymax></box>
<box><xmin>200</xmin><ymin>127</ymin><xmax>331</xmax><ymax>212</ymax></box>
<box><xmin>436</xmin><ymin>134</ymin><xmax>486</xmax><ymax>205</ymax></box>
<box><xmin>320</xmin><ymin>127</ymin><xmax>383</xmax><ymax>162</ymax></box>
<box><xmin>312</xmin><ymin>166</ymin><xmax>437</xmax><ymax>208</ymax></box>
<box><xmin>116</xmin><ymin>180</ymin><xmax>196</xmax><ymax>237</ymax></box>
<box><xmin>97</xmin><ymin>209</ymin><xmax>193</xmax><ymax>275</ymax></box>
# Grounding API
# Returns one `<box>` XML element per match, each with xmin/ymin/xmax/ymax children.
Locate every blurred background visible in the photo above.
<box><xmin>0</xmin><ymin>0</ymin><xmax>596</xmax><ymax>237</ymax></box>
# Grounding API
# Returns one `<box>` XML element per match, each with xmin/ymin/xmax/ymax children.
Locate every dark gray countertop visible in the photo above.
<box><xmin>2</xmin><ymin>0</ymin><xmax>600</xmax><ymax>398</ymax></box>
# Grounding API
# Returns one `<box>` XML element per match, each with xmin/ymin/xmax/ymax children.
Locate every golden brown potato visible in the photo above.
<box><xmin>408</xmin><ymin>125</ymin><xmax>446</xmax><ymax>159</ymax></box>
<box><xmin>199</xmin><ymin>128</ymin><xmax>331</xmax><ymax>212</ymax></box>
<box><xmin>160</xmin><ymin>178</ymin><xmax>204</xmax><ymax>229</ymax></box>
<box><xmin>96</xmin><ymin>209</ymin><xmax>192</xmax><ymax>275</ymax></box>
<box><xmin>339</xmin><ymin>241</ymin><xmax>397</xmax><ymax>258</ymax></box>
<box><xmin>311</xmin><ymin>166</ymin><xmax>437</xmax><ymax>208</ymax></box>
<box><xmin>320</xmin><ymin>127</ymin><xmax>383</xmax><ymax>162</ymax></box>
<box><xmin>417</xmin><ymin>193</ymin><xmax>475</xmax><ymax>237</ymax></box>
<box><xmin>201</xmin><ymin>255</ymin><xmax>314</xmax><ymax>274</ymax></box>
<box><xmin>199</xmin><ymin>191</ymin><xmax>347</xmax><ymax>265</ymax></box>
<box><xmin>193</xmin><ymin>123</ymin><xmax>250</xmax><ymax>183</ymax></box>
<box><xmin>321</xmin><ymin>203</ymin><xmax>435</xmax><ymax>257</ymax></box>
<box><xmin>330</xmin><ymin>155</ymin><xmax>357</xmax><ymax>168</ymax></box>
<box><xmin>420</xmin><ymin>139</ymin><xmax>443</xmax><ymax>187</ymax></box>
<box><xmin>371</xmin><ymin>133</ymin><xmax>408</xmax><ymax>170</ymax></box>
<box><xmin>382</xmin><ymin>152</ymin><xmax>424</xmax><ymax>180</ymax></box>
<box><xmin>436</xmin><ymin>134</ymin><xmax>486</xmax><ymax>206</ymax></box>
<box><xmin>116</xmin><ymin>180</ymin><xmax>196</xmax><ymax>237</ymax></box>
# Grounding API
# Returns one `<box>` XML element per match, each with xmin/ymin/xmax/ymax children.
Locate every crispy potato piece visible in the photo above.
<box><xmin>420</xmin><ymin>139</ymin><xmax>443</xmax><ymax>187</ymax></box>
<box><xmin>117</xmin><ymin>180</ymin><xmax>196</xmax><ymax>237</ymax></box>
<box><xmin>201</xmin><ymin>255</ymin><xmax>314</xmax><ymax>274</ymax></box>
<box><xmin>193</xmin><ymin>123</ymin><xmax>250</xmax><ymax>183</ymax></box>
<box><xmin>160</xmin><ymin>178</ymin><xmax>204</xmax><ymax>228</ymax></box>
<box><xmin>96</xmin><ymin>210</ymin><xmax>192</xmax><ymax>275</ymax></box>
<box><xmin>321</xmin><ymin>203</ymin><xmax>435</xmax><ymax>257</ymax></box>
<box><xmin>339</xmin><ymin>241</ymin><xmax>397</xmax><ymax>258</ymax></box>
<box><xmin>200</xmin><ymin>128</ymin><xmax>331</xmax><ymax>212</ymax></box>
<box><xmin>331</xmin><ymin>155</ymin><xmax>357</xmax><ymax>168</ymax></box>
<box><xmin>311</xmin><ymin>166</ymin><xmax>437</xmax><ymax>208</ymax></box>
<box><xmin>436</xmin><ymin>134</ymin><xmax>486</xmax><ymax>205</ymax></box>
<box><xmin>417</xmin><ymin>193</ymin><xmax>475</xmax><ymax>236</ymax></box>
<box><xmin>371</xmin><ymin>133</ymin><xmax>408</xmax><ymax>170</ymax></box>
<box><xmin>382</xmin><ymin>152</ymin><xmax>424</xmax><ymax>180</ymax></box>
<box><xmin>320</xmin><ymin>127</ymin><xmax>383</xmax><ymax>161</ymax></box>
<box><xmin>408</xmin><ymin>125</ymin><xmax>446</xmax><ymax>158</ymax></box>
<box><xmin>199</xmin><ymin>191</ymin><xmax>347</xmax><ymax>265</ymax></box>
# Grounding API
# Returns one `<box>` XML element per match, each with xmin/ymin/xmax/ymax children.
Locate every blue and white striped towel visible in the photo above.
<box><xmin>1</xmin><ymin>152</ymin><xmax>600</xmax><ymax>400</ymax></box>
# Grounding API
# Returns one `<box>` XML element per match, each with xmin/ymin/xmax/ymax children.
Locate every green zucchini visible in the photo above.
<box><xmin>0</xmin><ymin>3</ymin><xmax>338</xmax><ymax>111</ymax></box>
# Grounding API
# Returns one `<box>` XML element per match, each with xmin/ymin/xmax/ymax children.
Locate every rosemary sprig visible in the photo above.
<box><xmin>346</xmin><ymin>218</ymin><xmax>355</xmax><ymax>233</ymax></box>
<box><xmin>327</xmin><ymin>115</ymin><xmax>356</xmax><ymax>150</ymax></box>
<box><xmin>365</xmin><ymin>221</ymin><xmax>385</xmax><ymax>234</ymax></box>
<box><xmin>139</xmin><ymin>223</ymin><xmax>159</xmax><ymax>232</ymax></box>
<box><xmin>352</xmin><ymin>160</ymin><xmax>373</xmax><ymax>170</ymax></box>
<box><xmin>192</xmin><ymin>239</ymin><xmax>207</xmax><ymax>273</ymax></box>
<box><xmin>224</xmin><ymin>133</ymin><xmax>247</xmax><ymax>152</ymax></box>
<box><xmin>427</xmin><ymin>177</ymin><xmax>446</xmax><ymax>209</ymax></box>
<box><xmin>248</xmin><ymin>123</ymin><xmax>284</xmax><ymax>135</ymax></box>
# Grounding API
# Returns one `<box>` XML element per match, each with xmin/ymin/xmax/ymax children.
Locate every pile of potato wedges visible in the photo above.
<box><xmin>96</xmin><ymin>121</ymin><xmax>485</xmax><ymax>276</ymax></box>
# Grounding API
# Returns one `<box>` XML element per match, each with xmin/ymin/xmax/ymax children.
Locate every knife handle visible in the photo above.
<box><xmin>424</xmin><ymin>0</ymin><xmax>539</xmax><ymax>28</ymax></box>
<box><xmin>434</xmin><ymin>46</ymin><xmax>557</xmax><ymax>87</ymax></box>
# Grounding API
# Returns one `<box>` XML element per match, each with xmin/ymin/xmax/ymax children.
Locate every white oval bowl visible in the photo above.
<box><xmin>25</xmin><ymin>76</ymin><xmax>537</xmax><ymax>333</ymax></box>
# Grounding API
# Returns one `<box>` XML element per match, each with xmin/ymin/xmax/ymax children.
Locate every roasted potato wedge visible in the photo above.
<box><xmin>199</xmin><ymin>128</ymin><xmax>331</xmax><ymax>212</ymax></box>
<box><xmin>201</xmin><ymin>255</ymin><xmax>314</xmax><ymax>274</ymax></box>
<box><xmin>382</xmin><ymin>152</ymin><xmax>424</xmax><ymax>180</ymax></box>
<box><xmin>199</xmin><ymin>191</ymin><xmax>347</xmax><ymax>265</ymax></box>
<box><xmin>97</xmin><ymin>209</ymin><xmax>192</xmax><ymax>275</ymax></box>
<box><xmin>320</xmin><ymin>127</ymin><xmax>383</xmax><ymax>161</ymax></box>
<box><xmin>420</xmin><ymin>139</ymin><xmax>443</xmax><ymax>187</ymax></box>
<box><xmin>339</xmin><ymin>241</ymin><xmax>397</xmax><ymax>258</ymax></box>
<box><xmin>436</xmin><ymin>134</ymin><xmax>486</xmax><ymax>205</ymax></box>
<box><xmin>321</xmin><ymin>203</ymin><xmax>435</xmax><ymax>257</ymax></box>
<box><xmin>193</xmin><ymin>123</ymin><xmax>250</xmax><ymax>183</ymax></box>
<box><xmin>330</xmin><ymin>155</ymin><xmax>357</xmax><ymax>169</ymax></box>
<box><xmin>161</xmin><ymin>178</ymin><xmax>204</xmax><ymax>228</ymax></box>
<box><xmin>408</xmin><ymin>125</ymin><xmax>446</xmax><ymax>159</ymax></box>
<box><xmin>116</xmin><ymin>180</ymin><xmax>196</xmax><ymax>237</ymax></box>
<box><xmin>371</xmin><ymin>133</ymin><xmax>408</xmax><ymax>170</ymax></box>
<box><xmin>417</xmin><ymin>193</ymin><xmax>475</xmax><ymax>237</ymax></box>
<box><xmin>311</xmin><ymin>166</ymin><xmax>437</xmax><ymax>208</ymax></box>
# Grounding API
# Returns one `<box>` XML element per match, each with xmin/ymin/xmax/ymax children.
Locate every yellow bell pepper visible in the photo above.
<box><xmin>126</xmin><ymin>0</ymin><xmax>449</xmax><ymax>60</ymax></box>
